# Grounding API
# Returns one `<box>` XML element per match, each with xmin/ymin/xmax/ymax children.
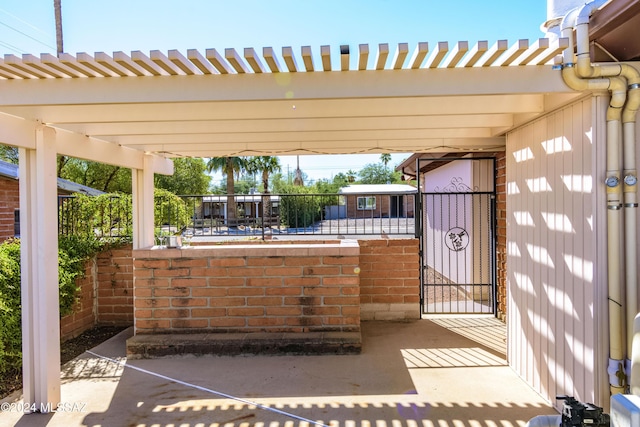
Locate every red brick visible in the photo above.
<box><xmin>248</xmin><ymin>317</ymin><xmax>285</xmax><ymax>327</ymax></box>
<box><xmin>322</xmin><ymin>277</ymin><xmax>358</xmax><ymax>286</ymax></box>
<box><xmin>210</xmin><ymin>317</ymin><xmax>246</xmax><ymax>327</ymax></box>
<box><xmin>303</xmin><ymin>286</ymin><xmax>340</xmax><ymax>296</ymax></box>
<box><xmin>284</xmin><ymin>257</ymin><xmax>321</xmax><ymax>266</ymax></box>
<box><xmin>228</xmin><ymin>288</ymin><xmax>265</xmax><ymax>296</ymax></box>
<box><xmin>247</xmin><ymin>257</ymin><xmax>284</xmax><ymax>266</ymax></box>
<box><xmin>265</xmin><ymin>287</ymin><xmax>301</xmax><ymax>296</ymax></box>
<box><xmin>172</xmin><ymin>277</ymin><xmax>207</xmax><ymax>287</ymax></box>
<box><xmin>266</xmin><ymin>306</ymin><xmax>302</xmax><ymax>316</ymax></box>
<box><xmin>324</xmin><ymin>296</ymin><xmax>359</xmax><ymax>305</ymax></box>
<box><xmin>135</xmin><ymin>298</ymin><xmax>169</xmax><ymax>308</ymax></box>
<box><xmin>246</xmin><ymin>277</ymin><xmax>282</xmax><ymax>287</ymax></box>
<box><xmin>136</xmin><ymin>319</ymin><xmax>170</xmax><ymax>329</ymax></box>
<box><xmin>171</xmin><ymin>258</ymin><xmax>209</xmax><ymax>268</ymax></box>
<box><xmin>209</xmin><ymin>297</ymin><xmax>246</xmax><ymax>307</ymax></box>
<box><xmin>134</xmin><ymin>259</ymin><xmax>170</xmax><ymax>269</ymax></box>
<box><xmin>153</xmin><ymin>287</ymin><xmax>190</xmax><ymax>297</ymax></box>
<box><xmin>228</xmin><ymin>307</ymin><xmax>264</xmax><ymax>316</ymax></box>
<box><xmin>172</xmin><ymin>319</ymin><xmax>208</xmax><ymax>329</ymax></box>
<box><xmin>191</xmin><ymin>308</ymin><xmax>226</xmax><ymax>317</ymax></box>
<box><xmin>171</xmin><ymin>297</ymin><xmax>207</xmax><ymax>307</ymax></box>
<box><xmin>264</xmin><ymin>267</ymin><xmax>301</xmax><ymax>276</ymax></box>
<box><xmin>247</xmin><ymin>297</ymin><xmax>282</xmax><ymax>306</ymax></box>
<box><xmin>192</xmin><ymin>288</ymin><xmax>228</xmax><ymax>297</ymax></box>
<box><xmin>153</xmin><ymin>308</ymin><xmax>190</xmax><ymax>318</ymax></box>
<box><xmin>302</xmin><ymin>266</ymin><xmax>340</xmax><ymax>276</ymax></box>
<box><xmin>209</xmin><ymin>258</ymin><xmax>246</xmax><ymax>267</ymax></box>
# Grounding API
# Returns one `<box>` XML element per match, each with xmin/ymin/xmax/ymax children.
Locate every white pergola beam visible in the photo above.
<box><xmin>54</xmin><ymin>127</ymin><xmax>173</xmax><ymax>174</ymax></box>
<box><xmin>61</xmin><ymin>113</ymin><xmax>515</xmax><ymax>136</ymax></box>
<box><xmin>0</xmin><ymin>112</ymin><xmax>36</xmax><ymax>148</ymax></box>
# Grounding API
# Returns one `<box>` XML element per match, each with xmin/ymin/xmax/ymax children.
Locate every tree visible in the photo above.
<box><xmin>246</xmin><ymin>156</ymin><xmax>281</xmax><ymax>223</ymax></box>
<box><xmin>155</xmin><ymin>158</ymin><xmax>210</xmax><ymax>195</ymax></box>
<box><xmin>358</xmin><ymin>163</ymin><xmax>402</xmax><ymax>184</ymax></box>
<box><xmin>246</xmin><ymin>156</ymin><xmax>281</xmax><ymax>193</ymax></box>
<box><xmin>0</xmin><ymin>145</ymin><xmax>18</xmax><ymax>164</ymax></box>
<box><xmin>60</xmin><ymin>158</ymin><xmax>131</xmax><ymax>193</ymax></box>
<box><xmin>380</xmin><ymin>153</ymin><xmax>392</xmax><ymax>169</ymax></box>
<box><xmin>206</xmin><ymin>157</ymin><xmax>247</xmax><ymax>224</ymax></box>
<box><xmin>346</xmin><ymin>169</ymin><xmax>357</xmax><ymax>183</ymax></box>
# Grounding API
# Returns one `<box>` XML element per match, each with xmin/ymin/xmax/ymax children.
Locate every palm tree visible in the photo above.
<box><xmin>380</xmin><ymin>153</ymin><xmax>392</xmax><ymax>169</ymax></box>
<box><xmin>206</xmin><ymin>157</ymin><xmax>247</xmax><ymax>225</ymax></box>
<box><xmin>247</xmin><ymin>156</ymin><xmax>281</xmax><ymax>225</ymax></box>
<box><xmin>346</xmin><ymin>169</ymin><xmax>357</xmax><ymax>183</ymax></box>
<box><xmin>54</xmin><ymin>0</ymin><xmax>63</xmax><ymax>56</ymax></box>
<box><xmin>247</xmin><ymin>156</ymin><xmax>281</xmax><ymax>193</ymax></box>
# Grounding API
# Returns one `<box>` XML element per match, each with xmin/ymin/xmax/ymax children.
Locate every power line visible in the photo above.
<box><xmin>0</xmin><ymin>18</ymin><xmax>56</xmax><ymax>52</ymax></box>
<box><xmin>0</xmin><ymin>7</ymin><xmax>51</xmax><ymax>37</ymax></box>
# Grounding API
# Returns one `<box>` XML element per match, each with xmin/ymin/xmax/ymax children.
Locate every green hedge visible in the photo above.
<box><xmin>0</xmin><ymin>235</ymin><xmax>127</xmax><ymax>376</ymax></box>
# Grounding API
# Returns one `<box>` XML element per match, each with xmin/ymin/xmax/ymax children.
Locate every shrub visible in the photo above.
<box><xmin>0</xmin><ymin>236</ymin><xmax>128</xmax><ymax>376</ymax></box>
<box><xmin>0</xmin><ymin>239</ymin><xmax>21</xmax><ymax>376</ymax></box>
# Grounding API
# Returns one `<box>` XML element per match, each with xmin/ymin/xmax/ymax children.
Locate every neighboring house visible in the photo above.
<box><xmin>339</xmin><ymin>184</ymin><xmax>417</xmax><ymax>219</ymax></box>
<box><xmin>198</xmin><ymin>194</ymin><xmax>280</xmax><ymax>226</ymax></box>
<box><xmin>0</xmin><ymin>159</ymin><xmax>103</xmax><ymax>242</ymax></box>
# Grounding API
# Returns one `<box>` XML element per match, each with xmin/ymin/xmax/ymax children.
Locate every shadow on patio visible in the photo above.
<box><xmin>3</xmin><ymin>319</ymin><xmax>556</xmax><ymax>427</ymax></box>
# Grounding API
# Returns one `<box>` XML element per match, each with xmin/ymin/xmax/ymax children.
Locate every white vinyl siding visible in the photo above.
<box><xmin>506</xmin><ymin>96</ymin><xmax>609</xmax><ymax>408</ymax></box>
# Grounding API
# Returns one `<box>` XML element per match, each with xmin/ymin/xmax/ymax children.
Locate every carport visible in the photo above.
<box><xmin>0</xmin><ymin>39</ymin><xmax>580</xmax><ymax>408</ymax></box>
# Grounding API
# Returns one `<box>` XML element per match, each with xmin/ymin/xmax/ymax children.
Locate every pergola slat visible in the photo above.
<box><xmin>512</xmin><ymin>38</ymin><xmax>550</xmax><ymax>66</ymax></box>
<box><xmin>245</xmin><ymin>48</ymin><xmax>266</xmax><ymax>73</ymax></box>
<box><xmin>113</xmin><ymin>51</ymin><xmax>150</xmax><ymax>76</ymax></box>
<box><xmin>476</xmin><ymin>40</ymin><xmax>509</xmax><ymax>67</ymax></box>
<box><xmin>320</xmin><ymin>45</ymin><xmax>331</xmax><ymax>71</ymax></box>
<box><xmin>375</xmin><ymin>43</ymin><xmax>389</xmax><ymax>70</ymax></box>
<box><xmin>131</xmin><ymin>51</ymin><xmax>165</xmax><ymax>76</ymax></box>
<box><xmin>225</xmin><ymin>48</ymin><xmax>249</xmax><ymax>73</ymax></box>
<box><xmin>21</xmin><ymin>54</ymin><xmax>66</xmax><ymax>78</ymax></box>
<box><xmin>206</xmin><ymin>49</ymin><xmax>232</xmax><ymax>74</ymax></box>
<box><xmin>95</xmin><ymin>52</ymin><xmax>134</xmax><ymax>77</ymax></box>
<box><xmin>532</xmin><ymin>38</ymin><xmax>570</xmax><ymax>65</ymax></box>
<box><xmin>392</xmin><ymin>43</ymin><xmax>409</xmax><ymax>70</ymax></box>
<box><xmin>283</xmin><ymin>46</ymin><xmax>298</xmax><ymax>72</ymax></box>
<box><xmin>40</xmin><ymin>53</ymin><xmax>82</xmax><ymax>78</ymax></box>
<box><xmin>424</xmin><ymin>42</ymin><xmax>449</xmax><ymax>68</ymax></box>
<box><xmin>150</xmin><ymin>50</ymin><xmax>182</xmax><ymax>75</ymax></box>
<box><xmin>459</xmin><ymin>41</ymin><xmax>488</xmax><ymax>67</ymax></box>
<box><xmin>493</xmin><ymin>39</ymin><xmax>529</xmax><ymax>66</ymax></box>
<box><xmin>187</xmin><ymin>49</ymin><xmax>215</xmax><ymax>74</ymax></box>
<box><xmin>4</xmin><ymin>55</ymin><xmax>48</xmax><ymax>78</ymax></box>
<box><xmin>409</xmin><ymin>42</ymin><xmax>429</xmax><ymax>69</ymax></box>
<box><xmin>301</xmin><ymin>46</ymin><xmax>314</xmax><ymax>72</ymax></box>
<box><xmin>168</xmin><ymin>49</ymin><xmax>198</xmax><ymax>75</ymax></box>
<box><xmin>442</xmin><ymin>41</ymin><xmax>469</xmax><ymax>68</ymax></box>
<box><xmin>263</xmin><ymin>47</ymin><xmax>281</xmax><ymax>73</ymax></box>
<box><xmin>340</xmin><ymin>45</ymin><xmax>350</xmax><ymax>71</ymax></box>
<box><xmin>77</xmin><ymin>52</ymin><xmax>116</xmax><ymax>77</ymax></box>
<box><xmin>358</xmin><ymin>44</ymin><xmax>369</xmax><ymax>71</ymax></box>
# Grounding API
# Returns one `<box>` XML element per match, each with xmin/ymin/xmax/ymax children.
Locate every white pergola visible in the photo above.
<box><xmin>0</xmin><ymin>39</ymin><xmax>582</xmax><ymax>409</ymax></box>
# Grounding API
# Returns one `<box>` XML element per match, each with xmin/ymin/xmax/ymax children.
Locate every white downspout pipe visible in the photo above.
<box><xmin>575</xmin><ymin>0</ymin><xmax>640</xmax><ymax>391</ymax></box>
<box><xmin>561</xmin><ymin>0</ymin><xmax>639</xmax><ymax>395</ymax></box>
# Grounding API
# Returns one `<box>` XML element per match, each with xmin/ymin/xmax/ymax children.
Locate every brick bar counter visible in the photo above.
<box><xmin>126</xmin><ymin>240</ymin><xmax>362</xmax><ymax>358</ymax></box>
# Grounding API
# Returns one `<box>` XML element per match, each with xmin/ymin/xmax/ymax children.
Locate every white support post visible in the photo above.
<box><xmin>132</xmin><ymin>154</ymin><xmax>156</xmax><ymax>249</ymax></box>
<box><xmin>19</xmin><ymin>125</ymin><xmax>61</xmax><ymax>412</ymax></box>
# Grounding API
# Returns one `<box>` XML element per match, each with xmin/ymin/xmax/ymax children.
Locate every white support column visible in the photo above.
<box><xmin>19</xmin><ymin>125</ymin><xmax>61</xmax><ymax>412</ymax></box>
<box><xmin>132</xmin><ymin>154</ymin><xmax>156</xmax><ymax>249</ymax></box>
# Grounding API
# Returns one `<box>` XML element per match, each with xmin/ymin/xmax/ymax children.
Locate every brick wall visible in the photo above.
<box><xmin>96</xmin><ymin>244</ymin><xmax>134</xmax><ymax>325</ymax></box>
<box><xmin>358</xmin><ymin>239</ymin><xmax>420</xmax><ymax>320</ymax></box>
<box><xmin>60</xmin><ymin>260</ymin><xmax>97</xmax><ymax>341</ymax></box>
<box><xmin>59</xmin><ymin>244</ymin><xmax>134</xmax><ymax>340</ymax></box>
<box><xmin>495</xmin><ymin>151</ymin><xmax>507</xmax><ymax>321</ymax></box>
<box><xmin>0</xmin><ymin>176</ymin><xmax>19</xmax><ymax>242</ymax></box>
<box><xmin>132</xmin><ymin>241</ymin><xmax>360</xmax><ymax>334</ymax></box>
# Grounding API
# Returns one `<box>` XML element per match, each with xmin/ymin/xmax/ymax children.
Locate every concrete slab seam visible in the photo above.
<box><xmin>85</xmin><ymin>350</ymin><xmax>330</xmax><ymax>426</ymax></box>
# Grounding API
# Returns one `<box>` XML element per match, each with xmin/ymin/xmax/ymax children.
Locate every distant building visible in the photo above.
<box><xmin>339</xmin><ymin>184</ymin><xmax>417</xmax><ymax>219</ymax></box>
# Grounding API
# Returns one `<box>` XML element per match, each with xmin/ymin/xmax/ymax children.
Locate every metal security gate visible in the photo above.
<box><xmin>417</xmin><ymin>157</ymin><xmax>497</xmax><ymax>314</ymax></box>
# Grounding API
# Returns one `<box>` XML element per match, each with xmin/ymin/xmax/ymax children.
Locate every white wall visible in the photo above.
<box><xmin>423</xmin><ymin>159</ymin><xmax>493</xmax><ymax>292</ymax></box>
<box><xmin>506</xmin><ymin>96</ymin><xmax>610</xmax><ymax>408</ymax></box>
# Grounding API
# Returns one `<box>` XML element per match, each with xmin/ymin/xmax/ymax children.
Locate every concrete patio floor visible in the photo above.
<box><xmin>1</xmin><ymin>318</ymin><xmax>557</xmax><ymax>426</ymax></box>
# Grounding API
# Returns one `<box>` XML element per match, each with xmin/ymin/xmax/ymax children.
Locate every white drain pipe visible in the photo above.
<box><xmin>561</xmin><ymin>0</ymin><xmax>640</xmax><ymax>395</ymax></box>
<box><xmin>574</xmin><ymin>1</ymin><xmax>640</xmax><ymax>392</ymax></box>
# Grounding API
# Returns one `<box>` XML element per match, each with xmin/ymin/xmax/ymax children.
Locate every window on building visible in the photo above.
<box><xmin>357</xmin><ymin>196</ymin><xmax>376</xmax><ymax>210</ymax></box>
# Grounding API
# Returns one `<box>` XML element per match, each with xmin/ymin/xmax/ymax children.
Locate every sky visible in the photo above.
<box><xmin>0</xmin><ymin>0</ymin><xmax>548</xmax><ymax>183</ymax></box>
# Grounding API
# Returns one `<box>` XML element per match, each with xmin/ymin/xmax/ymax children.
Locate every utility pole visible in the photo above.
<box><xmin>54</xmin><ymin>0</ymin><xmax>63</xmax><ymax>56</ymax></box>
